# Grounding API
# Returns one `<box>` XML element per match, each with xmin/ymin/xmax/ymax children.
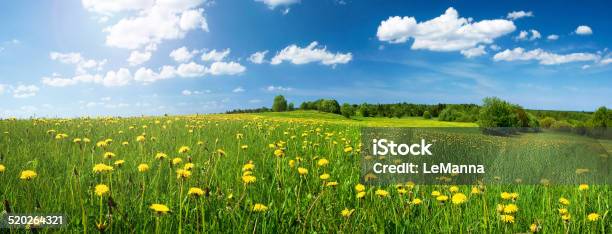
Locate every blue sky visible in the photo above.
<box><xmin>0</xmin><ymin>0</ymin><xmax>611</xmax><ymax>117</ymax></box>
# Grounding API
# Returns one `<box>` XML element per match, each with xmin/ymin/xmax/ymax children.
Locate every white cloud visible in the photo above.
<box><xmin>460</xmin><ymin>45</ymin><xmax>487</xmax><ymax>58</ymax></box>
<box><xmin>102</xmin><ymin>68</ymin><xmax>132</xmax><ymax>86</ymax></box>
<box><xmin>207</xmin><ymin>61</ymin><xmax>246</xmax><ymax>75</ymax></box>
<box><xmin>232</xmin><ymin>86</ymin><xmax>245</xmax><ymax>93</ymax></box>
<box><xmin>270</xmin><ymin>41</ymin><xmax>352</xmax><ymax>66</ymax></box>
<box><xmin>181</xmin><ymin>89</ymin><xmax>192</xmax><ymax>95</ymax></box>
<box><xmin>516</xmin><ymin>29</ymin><xmax>540</xmax><ymax>41</ymax></box>
<box><xmin>201</xmin><ymin>48</ymin><xmax>230</xmax><ymax>62</ymax></box>
<box><xmin>493</xmin><ymin>47</ymin><xmax>600</xmax><ymax>65</ymax></box>
<box><xmin>600</xmin><ymin>58</ymin><xmax>612</xmax><ymax>65</ymax></box>
<box><xmin>81</xmin><ymin>0</ymin><xmax>155</xmax><ymax>15</ymax></box>
<box><xmin>170</xmin><ymin>46</ymin><xmax>198</xmax><ymax>62</ymax></box>
<box><xmin>377</xmin><ymin>7</ymin><xmax>515</xmax><ymax>55</ymax></box>
<box><xmin>50</xmin><ymin>52</ymin><xmax>106</xmax><ymax>74</ymax></box>
<box><xmin>127</xmin><ymin>50</ymin><xmax>152</xmax><ymax>66</ymax></box>
<box><xmin>575</xmin><ymin>25</ymin><xmax>592</xmax><ymax>35</ymax></box>
<box><xmin>177</xmin><ymin>62</ymin><xmax>206</xmax><ymax>77</ymax></box>
<box><xmin>249</xmin><ymin>50</ymin><xmax>268</xmax><ymax>64</ymax></box>
<box><xmin>102</xmin><ymin>0</ymin><xmax>208</xmax><ymax>50</ymax></box>
<box><xmin>506</xmin><ymin>11</ymin><xmax>533</xmax><ymax>20</ymax></box>
<box><xmin>134</xmin><ymin>66</ymin><xmax>176</xmax><ymax>82</ymax></box>
<box><xmin>547</xmin><ymin>34</ymin><xmax>559</xmax><ymax>41</ymax></box>
<box><xmin>489</xmin><ymin>44</ymin><xmax>501</xmax><ymax>51</ymax></box>
<box><xmin>0</xmin><ymin>84</ymin><xmax>6</xmax><ymax>95</ymax></box>
<box><xmin>255</xmin><ymin>0</ymin><xmax>300</xmax><ymax>9</ymax></box>
<box><xmin>266</xmin><ymin>85</ymin><xmax>293</xmax><ymax>92</ymax></box>
<box><xmin>13</xmin><ymin>85</ymin><xmax>39</xmax><ymax>98</ymax></box>
<box><xmin>42</xmin><ymin>73</ymin><xmax>104</xmax><ymax>87</ymax></box>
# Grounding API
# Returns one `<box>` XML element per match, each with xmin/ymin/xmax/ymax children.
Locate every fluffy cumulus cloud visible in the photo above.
<box><xmin>376</xmin><ymin>7</ymin><xmax>515</xmax><ymax>55</ymax></box>
<box><xmin>493</xmin><ymin>47</ymin><xmax>600</xmax><ymax>65</ymax></box>
<box><xmin>516</xmin><ymin>29</ymin><xmax>541</xmax><ymax>41</ymax></box>
<box><xmin>169</xmin><ymin>46</ymin><xmax>198</xmax><ymax>62</ymax></box>
<box><xmin>266</xmin><ymin>85</ymin><xmax>292</xmax><ymax>92</ymax></box>
<box><xmin>127</xmin><ymin>50</ymin><xmax>152</xmax><ymax>66</ymax></box>
<box><xmin>201</xmin><ymin>49</ymin><xmax>231</xmax><ymax>62</ymax></box>
<box><xmin>460</xmin><ymin>45</ymin><xmax>487</xmax><ymax>58</ymax></box>
<box><xmin>506</xmin><ymin>11</ymin><xmax>533</xmax><ymax>20</ymax></box>
<box><xmin>270</xmin><ymin>41</ymin><xmax>352</xmax><ymax>66</ymax></box>
<box><xmin>255</xmin><ymin>0</ymin><xmax>300</xmax><ymax>9</ymax></box>
<box><xmin>101</xmin><ymin>68</ymin><xmax>133</xmax><ymax>86</ymax></box>
<box><xmin>575</xmin><ymin>25</ymin><xmax>592</xmax><ymax>35</ymax></box>
<box><xmin>232</xmin><ymin>87</ymin><xmax>245</xmax><ymax>93</ymax></box>
<box><xmin>177</xmin><ymin>62</ymin><xmax>207</xmax><ymax>77</ymax></box>
<box><xmin>207</xmin><ymin>61</ymin><xmax>246</xmax><ymax>75</ymax></box>
<box><xmin>13</xmin><ymin>85</ymin><xmax>40</xmax><ymax>98</ymax></box>
<box><xmin>248</xmin><ymin>50</ymin><xmax>268</xmax><ymax>64</ymax></box>
<box><xmin>42</xmin><ymin>68</ymin><xmax>134</xmax><ymax>87</ymax></box>
<box><xmin>547</xmin><ymin>34</ymin><xmax>559</xmax><ymax>41</ymax></box>
<box><xmin>134</xmin><ymin>66</ymin><xmax>176</xmax><ymax>83</ymax></box>
<box><xmin>50</xmin><ymin>52</ymin><xmax>106</xmax><ymax>74</ymax></box>
<box><xmin>94</xmin><ymin>0</ymin><xmax>209</xmax><ymax>50</ymax></box>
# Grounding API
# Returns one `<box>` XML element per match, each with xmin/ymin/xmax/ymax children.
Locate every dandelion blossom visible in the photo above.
<box><xmin>326</xmin><ymin>181</ymin><xmax>339</xmax><ymax>187</ymax></box>
<box><xmin>252</xmin><ymin>203</ymin><xmax>268</xmax><ymax>212</ymax></box>
<box><xmin>93</xmin><ymin>163</ymin><xmax>113</xmax><ymax>173</ymax></box>
<box><xmin>375</xmin><ymin>189</ymin><xmax>389</xmax><ymax>198</ymax></box>
<box><xmin>19</xmin><ymin>170</ymin><xmax>37</xmax><ymax>180</ymax></box>
<box><xmin>500</xmin><ymin>215</ymin><xmax>515</xmax><ymax>223</ymax></box>
<box><xmin>431</xmin><ymin>191</ymin><xmax>441</xmax><ymax>197</ymax></box>
<box><xmin>471</xmin><ymin>187</ymin><xmax>481</xmax><ymax>195</ymax></box>
<box><xmin>578</xmin><ymin>184</ymin><xmax>589</xmax><ymax>191</ymax></box>
<box><xmin>178</xmin><ymin>146</ymin><xmax>190</xmax><ymax>154</ymax></box>
<box><xmin>529</xmin><ymin>223</ymin><xmax>539</xmax><ymax>233</ymax></box>
<box><xmin>558</xmin><ymin>208</ymin><xmax>569</xmax><ymax>215</ymax></box>
<box><xmin>451</xmin><ymin>193</ymin><xmax>467</xmax><ymax>205</ymax></box>
<box><xmin>136</xmin><ymin>135</ymin><xmax>146</xmax><ymax>142</ymax></box>
<box><xmin>242</xmin><ymin>163</ymin><xmax>255</xmax><ymax>171</ymax></box>
<box><xmin>103</xmin><ymin>152</ymin><xmax>116</xmax><ymax>159</ymax></box>
<box><xmin>317</xmin><ymin>158</ymin><xmax>329</xmax><ymax>167</ymax></box>
<box><xmin>188</xmin><ymin>187</ymin><xmax>205</xmax><ymax>197</ymax></box>
<box><xmin>242</xmin><ymin>175</ymin><xmax>256</xmax><ymax>184</ymax></box>
<box><xmin>449</xmin><ymin>186</ymin><xmax>459</xmax><ymax>193</ymax></box>
<box><xmin>114</xmin><ymin>160</ymin><xmax>125</xmax><ymax>167</ymax></box>
<box><xmin>150</xmin><ymin>204</ymin><xmax>170</xmax><ymax>215</ymax></box>
<box><xmin>319</xmin><ymin>173</ymin><xmax>330</xmax><ymax>180</ymax></box>
<box><xmin>341</xmin><ymin>208</ymin><xmax>355</xmax><ymax>218</ymax></box>
<box><xmin>558</xmin><ymin>197</ymin><xmax>570</xmax><ymax>206</ymax></box>
<box><xmin>436</xmin><ymin>195</ymin><xmax>449</xmax><ymax>202</ymax></box>
<box><xmin>356</xmin><ymin>191</ymin><xmax>366</xmax><ymax>199</ymax></box>
<box><xmin>561</xmin><ymin>214</ymin><xmax>571</xmax><ymax>221</ymax></box>
<box><xmin>274</xmin><ymin>149</ymin><xmax>285</xmax><ymax>157</ymax></box>
<box><xmin>172</xmin><ymin>158</ymin><xmax>183</xmax><ymax>166</ymax></box>
<box><xmin>503</xmin><ymin>204</ymin><xmax>518</xmax><ymax>214</ymax></box>
<box><xmin>297</xmin><ymin>167</ymin><xmax>308</xmax><ymax>175</ymax></box>
<box><xmin>138</xmin><ymin>164</ymin><xmax>149</xmax><ymax>172</ymax></box>
<box><xmin>155</xmin><ymin>152</ymin><xmax>167</xmax><ymax>160</ymax></box>
<box><xmin>411</xmin><ymin>198</ymin><xmax>422</xmax><ymax>205</ymax></box>
<box><xmin>176</xmin><ymin>169</ymin><xmax>191</xmax><ymax>179</ymax></box>
<box><xmin>355</xmin><ymin>184</ymin><xmax>365</xmax><ymax>192</ymax></box>
<box><xmin>0</xmin><ymin>164</ymin><xmax>5</xmax><ymax>173</ymax></box>
<box><xmin>587</xmin><ymin>213</ymin><xmax>600</xmax><ymax>221</ymax></box>
<box><xmin>95</xmin><ymin>184</ymin><xmax>110</xmax><ymax>196</ymax></box>
<box><xmin>183</xmin><ymin>163</ymin><xmax>195</xmax><ymax>171</ymax></box>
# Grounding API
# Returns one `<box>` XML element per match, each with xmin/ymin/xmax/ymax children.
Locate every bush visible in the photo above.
<box><xmin>438</xmin><ymin>105</ymin><xmax>477</xmax><ymax>122</ymax></box>
<box><xmin>272</xmin><ymin>95</ymin><xmax>288</xmax><ymax>112</ymax></box>
<box><xmin>422</xmin><ymin>111</ymin><xmax>432</xmax><ymax>119</ymax></box>
<box><xmin>340</xmin><ymin>103</ymin><xmax>355</xmax><ymax>118</ymax></box>
<box><xmin>540</xmin><ymin>117</ymin><xmax>556</xmax><ymax>128</ymax></box>
<box><xmin>477</xmin><ymin>97</ymin><xmax>519</xmax><ymax>135</ymax></box>
<box><xmin>591</xmin><ymin>106</ymin><xmax>609</xmax><ymax>128</ymax></box>
<box><xmin>550</xmin><ymin>120</ymin><xmax>573</xmax><ymax>132</ymax></box>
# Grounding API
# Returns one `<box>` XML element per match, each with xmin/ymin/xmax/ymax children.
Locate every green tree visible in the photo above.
<box><xmin>318</xmin><ymin>99</ymin><xmax>341</xmax><ymax>114</ymax></box>
<box><xmin>591</xmin><ymin>106</ymin><xmax>609</xmax><ymax>128</ymax></box>
<box><xmin>272</xmin><ymin>95</ymin><xmax>288</xmax><ymax>112</ymax></box>
<box><xmin>340</xmin><ymin>103</ymin><xmax>355</xmax><ymax>118</ymax></box>
<box><xmin>422</xmin><ymin>111</ymin><xmax>432</xmax><ymax>119</ymax></box>
<box><xmin>477</xmin><ymin>97</ymin><xmax>521</xmax><ymax>135</ymax></box>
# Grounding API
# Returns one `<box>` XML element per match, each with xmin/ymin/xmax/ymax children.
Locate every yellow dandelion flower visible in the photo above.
<box><xmin>510</xmin><ymin>192</ymin><xmax>519</xmax><ymax>200</ymax></box>
<box><xmin>172</xmin><ymin>158</ymin><xmax>183</xmax><ymax>165</ymax></box>
<box><xmin>317</xmin><ymin>158</ymin><xmax>329</xmax><ymax>167</ymax></box>
<box><xmin>155</xmin><ymin>152</ymin><xmax>167</xmax><ymax>160</ymax></box>
<box><xmin>19</xmin><ymin>170</ymin><xmax>37</xmax><ymax>180</ymax></box>
<box><xmin>529</xmin><ymin>223</ymin><xmax>539</xmax><ymax>233</ymax></box>
<box><xmin>122</xmin><ymin>141</ymin><xmax>129</xmax><ymax>146</ymax></box>
<box><xmin>274</xmin><ymin>149</ymin><xmax>285</xmax><ymax>157</ymax></box>
<box><xmin>501</xmin><ymin>192</ymin><xmax>511</xmax><ymax>200</ymax></box>
<box><xmin>411</xmin><ymin>198</ymin><xmax>422</xmax><ymax>205</ymax></box>
<box><xmin>242</xmin><ymin>175</ymin><xmax>256</xmax><ymax>184</ymax></box>
<box><xmin>326</xmin><ymin>181</ymin><xmax>339</xmax><ymax>187</ymax></box>
<box><xmin>449</xmin><ymin>186</ymin><xmax>459</xmax><ymax>193</ymax></box>
<box><xmin>341</xmin><ymin>208</ymin><xmax>355</xmax><ymax>218</ymax></box>
<box><xmin>558</xmin><ymin>197</ymin><xmax>570</xmax><ymax>206</ymax></box>
<box><xmin>451</xmin><ymin>193</ymin><xmax>467</xmax><ymax>205</ymax></box>
<box><xmin>95</xmin><ymin>184</ymin><xmax>110</xmax><ymax>196</ymax></box>
<box><xmin>558</xmin><ymin>208</ymin><xmax>568</xmax><ymax>215</ymax></box>
<box><xmin>375</xmin><ymin>189</ymin><xmax>389</xmax><ymax>198</ymax></box>
<box><xmin>319</xmin><ymin>173</ymin><xmax>330</xmax><ymax>180</ymax></box>
<box><xmin>578</xmin><ymin>184</ymin><xmax>589</xmax><ymax>191</ymax></box>
<box><xmin>497</xmin><ymin>204</ymin><xmax>505</xmax><ymax>213</ymax></box>
<box><xmin>297</xmin><ymin>167</ymin><xmax>308</xmax><ymax>175</ymax></box>
<box><xmin>103</xmin><ymin>152</ymin><xmax>116</xmax><ymax>159</ymax></box>
<box><xmin>344</xmin><ymin>146</ymin><xmax>353</xmax><ymax>153</ymax></box>
<box><xmin>241</xmin><ymin>145</ymin><xmax>248</xmax><ymax>150</ymax></box>
<box><xmin>138</xmin><ymin>164</ymin><xmax>149</xmax><ymax>172</ymax></box>
<box><xmin>436</xmin><ymin>195</ymin><xmax>449</xmax><ymax>202</ymax></box>
<box><xmin>471</xmin><ymin>186</ymin><xmax>481</xmax><ymax>195</ymax></box>
<box><xmin>83</xmin><ymin>138</ymin><xmax>91</xmax><ymax>143</ymax></box>
<box><xmin>136</xmin><ymin>135</ymin><xmax>146</xmax><ymax>142</ymax></box>
<box><xmin>183</xmin><ymin>163</ymin><xmax>195</xmax><ymax>170</ymax></box>
<box><xmin>73</xmin><ymin>138</ymin><xmax>82</xmax><ymax>144</ymax></box>
<box><xmin>431</xmin><ymin>191</ymin><xmax>441</xmax><ymax>197</ymax></box>
<box><xmin>356</xmin><ymin>191</ymin><xmax>366</xmax><ymax>199</ymax></box>
<box><xmin>252</xmin><ymin>203</ymin><xmax>268</xmax><ymax>212</ymax></box>
<box><xmin>587</xmin><ymin>213</ymin><xmax>600</xmax><ymax>222</ymax></box>
<box><xmin>93</xmin><ymin>163</ymin><xmax>113</xmax><ymax>173</ymax></box>
<box><xmin>188</xmin><ymin>187</ymin><xmax>205</xmax><ymax>197</ymax></box>
<box><xmin>503</xmin><ymin>204</ymin><xmax>518</xmax><ymax>214</ymax></box>
<box><xmin>114</xmin><ymin>160</ymin><xmax>125</xmax><ymax>166</ymax></box>
<box><xmin>355</xmin><ymin>184</ymin><xmax>365</xmax><ymax>192</ymax></box>
<box><xmin>243</xmin><ymin>171</ymin><xmax>253</xmax><ymax>176</ymax></box>
<box><xmin>561</xmin><ymin>214</ymin><xmax>571</xmax><ymax>221</ymax></box>
<box><xmin>500</xmin><ymin>215</ymin><xmax>515</xmax><ymax>223</ymax></box>
<box><xmin>216</xmin><ymin>149</ymin><xmax>226</xmax><ymax>156</ymax></box>
<box><xmin>150</xmin><ymin>204</ymin><xmax>170</xmax><ymax>215</ymax></box>
<box><xmin>288</xmin><ymin>160</ymin><xmax>295</xmax><ymax>168</ymax></box>
<box><xmin>178</xmin><ymin>146</ymin><xmax>190</xmax><ymax>154</ymax></box>
<box><xmin>176</xmin><ymin>169</ymin><xmax>191</xmax><ymax>179</ymax></box>
<box><xmin>0</xmin><ymin>164</ymin><xmax>5</xmax><ymax>173</ymax></box>
<box><xmin>242</xmin><ymin>163</ymin><xmax>255</xmax><ymax>171</ymax></box>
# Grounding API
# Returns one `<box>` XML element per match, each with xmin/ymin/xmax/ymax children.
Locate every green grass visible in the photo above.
<box><xmin>0</xmin><ymin>113</ymin><xmax>609</xmax><ymax>233</ymax></box>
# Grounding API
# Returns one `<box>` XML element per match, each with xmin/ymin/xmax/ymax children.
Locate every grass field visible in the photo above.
<box><xmin>0</xmin><ymin>111</ymin><xmax>609</xmax><ymax>233</ymax></box>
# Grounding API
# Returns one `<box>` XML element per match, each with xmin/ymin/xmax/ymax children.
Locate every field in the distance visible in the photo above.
<box><xmin>0</xmin><ymin>110</ymin><xmax>609</xmax><ymax>233</ymax></box>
